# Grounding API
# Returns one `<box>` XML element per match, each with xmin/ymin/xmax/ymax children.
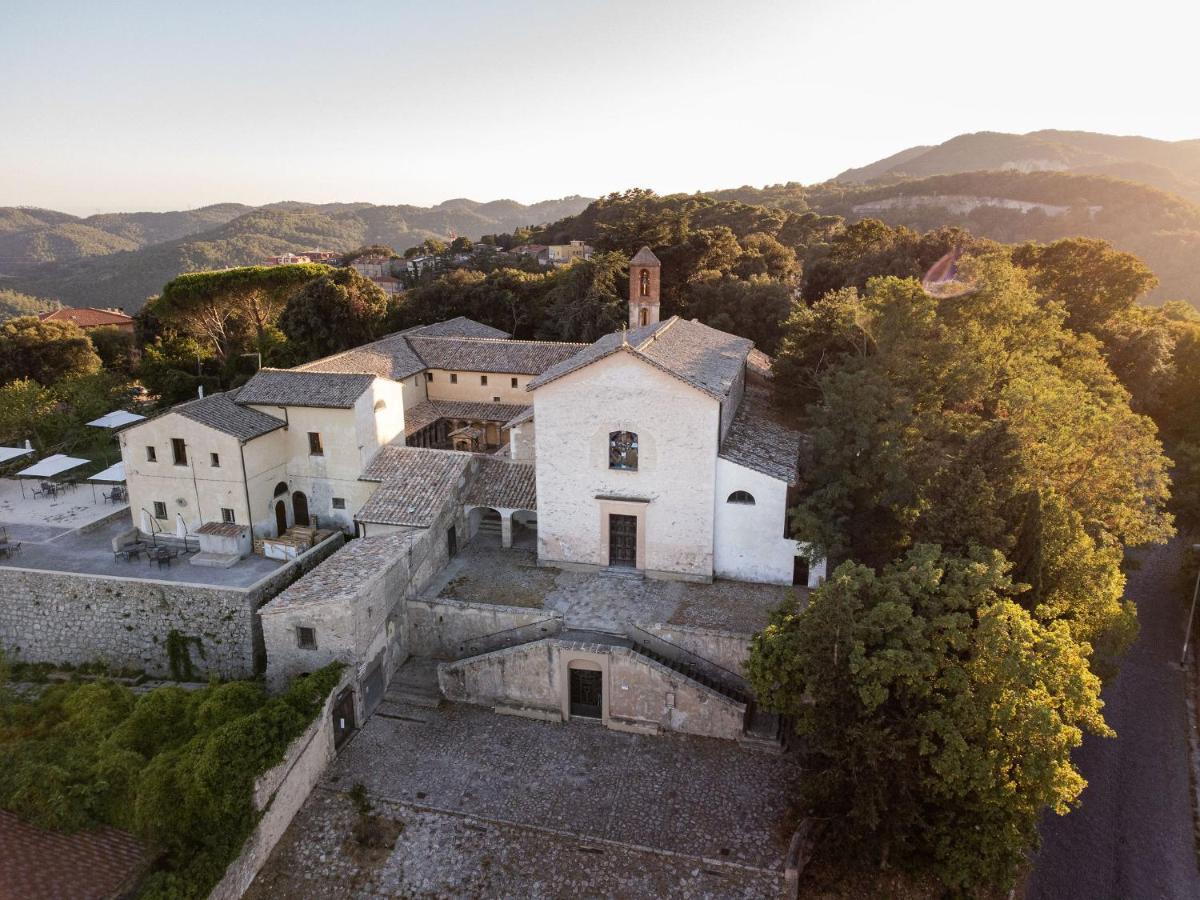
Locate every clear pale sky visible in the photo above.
<box><xmin>2</xmin><ymin>0</ymin><xmax>1195</xmax><ymax>215</ymax></box>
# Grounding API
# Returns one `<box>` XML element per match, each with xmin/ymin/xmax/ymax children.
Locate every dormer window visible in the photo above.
<box><xmin>609</xmin><ymin>431</ymin><xmax>638</xmax><ymax>470</ymax></box>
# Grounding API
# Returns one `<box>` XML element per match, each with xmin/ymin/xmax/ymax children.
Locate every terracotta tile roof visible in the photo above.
<box><xmin>38</xmin><ymin>307</ymin><xmax>133</xmax><ymax>328</ymax></box>
<box><xmin>357</xmin><ymin>447</ymin><xmax>473</xmax><ymax>527</ymax></box>
<box><xmin>295</xmin><ymin>318</ymin><xmax>555</xmax><ymax>381</ymax></box>
<box><xmin>408</xmin><ymin>335</ymin><xmax>585</xmax><ymax>375</ymax></box>
<box><xmin>171</xmin><ymin>390</ymin><xmax>285</xmax><ymax>441</ymax></box>
<box><xmin>411</xmin><ymin>317</ymin><xmax>510</xmax><ymax>339</ymax></box>
<box><xmin>236</xmin><ymin>369</ymin><xmax>374</xmax><ymax>409</ymax></box>
<box><xmin>196</xmin><ymin>521</ymin><xmax>245</xmax><ymax>536</ymax></box>
<box><xmin>0</xmin><ymin>810</ymin><xmax>148</xmax><ymax>900</ymax></box>
<box><xmin>403</xmin><ymin>400</ymin><xmax>531</xmax><ymax>437</ymax></box>
<box><xmin>465</xmin><ymin>457</ymin><xmax>536</xmax><ymax>510</ymax></box>
<box><xmin>262</xmin><ymin>531</ymin><xmax>418</xmax><ymax>611</ymax></box>
<box><xmin>528</xmin><ymin>317</ymin><xmax>752</xmax><ymax>400</ymax></box>
<box><xmin>295</xmin><ymin>331</ymin><xmax>428</xmax><ymax>380</ymax></box>
<box><xmin>719</xmin><ymin>383</ymin><xmax>804</xmax><ymax>485</ymax></box>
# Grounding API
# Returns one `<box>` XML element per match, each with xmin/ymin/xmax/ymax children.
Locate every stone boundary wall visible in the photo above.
<box><xmin>208</xmin><ymin>668</ymin><xmax>352</xmax><ymax>900</ymax></box>
<box><xmin>407</xmin><ymin>596</ymin><xmax>563</xmax><ymax>659</ymax></box>
<box><xmin>634</xmin><ymin>621</ymin><xmax>752</xmax><ymax>678</ymax></box>
<box><xmin>0</xmin><ymin>534</ymin><xmax>343</xmax><ymax>679</ymax></box>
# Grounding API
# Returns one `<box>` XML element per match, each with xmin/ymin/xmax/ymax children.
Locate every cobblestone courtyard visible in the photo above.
<box><xmin>426</xmin><ymin>541</ymin><xmax>804</xmax><ymax>633</ymax></box>
<box><xmin>247</xmin><ymin>704</ymin><xmax>801</xmax><ymax>898</ymax></box>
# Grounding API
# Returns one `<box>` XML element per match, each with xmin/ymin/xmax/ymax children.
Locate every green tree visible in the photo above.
<box><xmin>1012</xmin><ymin>237</ymin><xmax>1158</xmax><ymax>334</ymax></box>
<box><xmin>748</xmin><ymin>545</ymin><xmax>1110</xmax><ymax>891</ymax></box>
<box><xmin>152</xmin><ymin>264</ymin><xmax>328</xmax><ymax>363</ymax></box>
<box><xmin>538</xmin><ymin>251</ymin><xmax>628</xmax><ymax>342</ymax></box>
<box><xmin>0</xmin><ymin>316</ymin><xmax>101</xmax><ymax>386</ymax></box>
<box><xmin>679</xmin><ymin>276</ymin><xmax>794</xmax><ymax>354</ymax></box>
<box><xmin>88</xmin><ymin>326</ymin><xmax>137</xmax><ymax>374</ymax></box>
<box><xmin>278</xmin><ymin>268</ymin><xmax>390</xmax><ymax>362</ymax></box>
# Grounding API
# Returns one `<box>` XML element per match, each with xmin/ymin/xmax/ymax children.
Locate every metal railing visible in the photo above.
<box><xmin>625</xmin><ymin>623</ymin><xmax>753</xmax><ymax>704</ymax></box>
<box><xmin>454</xmin><ymin>615</ymin><xmax>562</xmax><ymax>660</ymax></box>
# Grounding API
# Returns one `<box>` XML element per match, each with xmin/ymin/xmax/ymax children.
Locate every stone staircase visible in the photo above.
<box><xmin>375</xmin><ymin>657</ymin><xmax>443</xmax><ymax>721</ymax></box>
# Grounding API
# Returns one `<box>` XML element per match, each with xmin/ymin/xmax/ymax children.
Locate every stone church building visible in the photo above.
<box><xmin>118</xmin><ymin>250</ymin><xmax>823</xmax><ymax>742</ymax></box>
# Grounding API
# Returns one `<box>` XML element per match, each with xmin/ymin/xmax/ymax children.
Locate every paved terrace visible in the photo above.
<box><xmin>0</xmin><ymin>476</ymin><xmax>126</xmax><ymax>534</ymax></box>
<box><xmin>0</xmin><ymin>515</ymin><xmax>285</xmax><ymax>588</ymax></box>
<box><xmin>247</xmin><ymin>704</ymin><xmax>799</xmax><ymax>898</ymax></box>
<box><xmin>422</xmin><ymin>538</ymin><xmax>805</xmax><ymax>634</ymax></box>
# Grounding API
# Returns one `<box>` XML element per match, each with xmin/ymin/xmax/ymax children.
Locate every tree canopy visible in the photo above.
<box><xmin>0</xmin><ymin>316</ymin><xmax>101</xmax><ymax>386</ymax></box>
<box><xmin>748</xmin><ymin>545</ymin><xmax>1109</xmax><ymax>890</ymax></box>
<box><xmin>278</xmin><ymin>268</ymin><xmax>390</xmax><ymax>361</ymax></box>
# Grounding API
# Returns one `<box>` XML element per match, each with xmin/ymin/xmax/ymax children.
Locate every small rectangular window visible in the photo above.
<box><xmin>153</xmin><ymin>501</ymin><xmax>167</xmax><ymax>519</ymax></box>
<box><xmin>332</xmin><ymin>497</ymin><xmax>346</xmax><ymax>510</ymax></box>
<box><xmin>450</xmin><ymin>373</ymin><xmax>458</xmax><ymax>384</ymax></box>
<box><xmin>210</xmin><ymin>452</ymin><xmax>220</xmax><ymax>467</ymax></box>
<box><xmin>308</xmin><ymin>432</ymin><xmax>323</xmax><ymax>456</ymax></box>
<box><xmin>511</xmin><ymin>377</ymin><xmax>518</xmax><ymax>388</ymax></box>
<box><xmin>480</xmin><ymin>375</ymin><xmax>488</xmax><ymax>386</ymax></box>
<box><xmin>145</xmin><ymin>445</ymin><xmax>157</xmax><ymax>462</ymax></box>
<box><xmin>220</xmin><ymin>507</ymin><xmax>235</xmax><ymax>523</ymax></box>
<box><xmin>425</xmin><ymin>372</ymin><xmax>433</xmax><ymax>382</ymax></box>
<box><xmin>492</xmin><ymin>396</ymin><xmax>500</xmax><ymax>402</ymax></box>
<box><xmin>296</xmin><ymin>626</ymin><xmax>317</xmax><ymax>650</ymax></box>
<box><xmin>171</xmin><ymin>438</ymin><xmax>187</xmax><ymax>466</ymax></box>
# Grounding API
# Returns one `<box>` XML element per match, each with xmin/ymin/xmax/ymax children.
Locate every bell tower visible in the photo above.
<box><xmin>629</xmin><ymin>246</ymin><xmax>661</xmax><ymax>329</ymax></box>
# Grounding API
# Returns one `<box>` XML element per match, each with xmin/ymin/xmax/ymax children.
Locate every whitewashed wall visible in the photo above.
<box><xmin>714</xmin><ymin>458</ymin><xmax>804</xmax><ymax>585</ymax></box>
<box><xmin>533</xmin><ymin>352</ymin><xmax>720</xmax><ymax>579</ymax></box>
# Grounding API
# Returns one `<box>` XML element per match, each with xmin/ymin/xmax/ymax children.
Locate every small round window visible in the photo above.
<box><xmin>727</xmin><ymin>490</ymin><xmax>755</xmax><ymax>505</ymax></box>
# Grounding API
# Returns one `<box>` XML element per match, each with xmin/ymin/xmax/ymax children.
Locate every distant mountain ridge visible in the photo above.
<box><xmin>836</xmin><ymin>130</ymin><xmax>1200</xmax><ymax>202</ymax></box>
<box><xmin>0</xmin><ymin>196</ymin><xmax>593</xmax><ymax>309</ymax></box>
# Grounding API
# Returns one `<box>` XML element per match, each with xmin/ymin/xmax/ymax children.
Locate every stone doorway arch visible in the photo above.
<box><xmin>292</xmin><ymin>491</ymin><xmax>310</xmax><ymax>527</ymax></box>
<box><xmin>274</xmin><ymin>500</ymin><xmax>287</xmax><ymax>535</ymax></box>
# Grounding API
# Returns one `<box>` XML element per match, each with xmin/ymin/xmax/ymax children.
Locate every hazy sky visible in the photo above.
<box><xmin>2</xmin><ymin>0</ymin><xmax>1196</xmax><ymax>215</ymax></box>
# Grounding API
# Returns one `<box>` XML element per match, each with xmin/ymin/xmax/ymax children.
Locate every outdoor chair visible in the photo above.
<box><xmin>0</xmin><ymin>542</ymin><xmax>21</xmax><ymax>558</ymax></box>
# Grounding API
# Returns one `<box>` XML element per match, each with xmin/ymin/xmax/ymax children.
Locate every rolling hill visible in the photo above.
<box><xmin>711</xmin><ymin>171</ymin><xmax>1200</xmax><ymax>303</ymax></box>
<box><xmin>835</xmin><ymin>130</ymin><xmax>1200</xmax><ymax>203</ymax></box>
<box><xmin>0</xmin><ymin>197</ymin><xmax>592</xmax><ymax>310</ymax></box>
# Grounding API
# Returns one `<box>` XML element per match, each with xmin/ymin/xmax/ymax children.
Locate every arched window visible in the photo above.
<box><xmin>727</xmin><ymin>490</ymin><xmax>755</xmax><ymax>505</ymax></box>
<box><xmin>273</xmin><ymin>481</ymin><xmax>289</xmax><ymax>497</ymax></box>
<box><xmin>639</xmin><ymin>268</ymin><xmax>650</xmax><ymax>297</ymax></box>
<box><xmin>609</xmin><ymin>431</ymin><xmax>639</xmax><ymax>470</ymax></box>
<box><xmin>374</xmin><ymin>399</ymin><xmax>387</xmax><ymax>412</ymax></box>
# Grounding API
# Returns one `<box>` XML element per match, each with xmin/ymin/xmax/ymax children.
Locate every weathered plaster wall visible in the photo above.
<box><xmin>635</xmin><ymin>621</ymin><xmax>753</xmax><ymax>678</ymax></box>
<box><xmin>534</xmin><ymin>353</ymin><xmax>720</xmax><ymax>579</ymax></box>
<box><xmin>407</xmin><ymin>597</ymin><xmax>562</xmax><ymax>659</ymax></box>
<box><xmin>426</xmin><ymin>369</ymin><xmax>534</xmax><ymax>405</ymax></box>
<box><xmin>261</xmin><ymin>470</ymin><xmax>470</xmax><ymax>691</ymax></box>
<box><xmin>713</xmin><ymin>458</ymin><xmax>800</xmax><ymax>585</ymax></box>
<box><xmin>439</xmin><ymin>637</ymin><xmax>746</xmax><ymax>740</ymax></box>
<box><xmin>120</xmin><ymin>411</ymin><xmax>255</xmax><ymax>535</ymax></box>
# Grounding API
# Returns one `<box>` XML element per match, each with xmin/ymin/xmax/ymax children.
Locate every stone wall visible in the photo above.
<box><xmin>261</xmin><ymin>467</ymin><xmax>471</xmax><ymax>693</ymax></box>
<box><xmin>439</xmin><ymin>636</ymin><xmax>746</xmax><ymax>741</ymax></box>
<box><xmin>208</xmin><ymin>668</ymin><xmax>351</xmax><ymax>900</ymax></box>
<box><xmin>0</xmin><ymin>534</ymin><xmax>343</xmax><ymax>679</ymax></box>
<box><xmin>407</xmin><ymin>597</ymin><xmax>562</xmax><ymax>659</ymax></box>
<box><xmin>635</xmin><ymin>621</ymin><xmax>752</xmax><ymax>678</ymax></box>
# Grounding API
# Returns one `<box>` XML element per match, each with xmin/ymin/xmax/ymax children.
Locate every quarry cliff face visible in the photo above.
<box><xmin>851</xmin><ymin>193</ymin><xmax>1101</xmax><ymax>220</ymax></box>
